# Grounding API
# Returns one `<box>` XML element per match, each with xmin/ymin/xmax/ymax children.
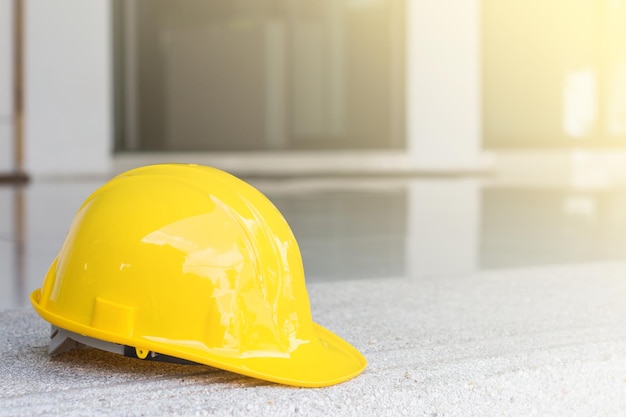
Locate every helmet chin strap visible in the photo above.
<box><xmin>48</xmin><ymin>325</ymin><xmax>199</xmax><ymax>365</ymax></box>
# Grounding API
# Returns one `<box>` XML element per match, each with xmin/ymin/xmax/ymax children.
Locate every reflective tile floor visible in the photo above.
<box><xmin>3</xmin><ymin>174</ymin><xmax>626</xmax><ymax>310</ymax></box>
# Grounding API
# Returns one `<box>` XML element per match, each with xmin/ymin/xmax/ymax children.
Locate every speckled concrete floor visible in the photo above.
<box><xmin>4</xmin><ymin>263</ymin><xmax>626</xmax><ymax>416</ymax></box>
<box><xmin>3</xmin><ymin>175</ymin><xmax>626</xmax><ymax>416</ymax></box>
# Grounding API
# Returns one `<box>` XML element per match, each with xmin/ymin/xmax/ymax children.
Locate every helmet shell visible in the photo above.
<box><xmin>31</xmin><ymin>164</ymin><xmax>366</xmax><ymax>387</ymax></box>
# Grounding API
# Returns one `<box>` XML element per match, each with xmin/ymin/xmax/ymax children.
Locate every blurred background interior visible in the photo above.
<box><xmin>1</xmin><ymin>0</ymin><xmax>626</xmax><ymax>310</ymax></box>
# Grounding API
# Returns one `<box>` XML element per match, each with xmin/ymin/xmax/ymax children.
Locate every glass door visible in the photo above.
<box><xmin>483</xmin><ymin>0</ymin><xmax>626</xmax><ymax>148</ymax></box>
<box><xmin>114</xmin><ymin>0</ymin><xmax>405</xmax><ymax>152</ymax></box>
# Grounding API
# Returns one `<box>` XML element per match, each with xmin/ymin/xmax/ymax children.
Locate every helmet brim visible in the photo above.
<box><xmin>220</xmin><ymin>322</ymin><xmax>367</xmax><ymax>387</ymax></box>
<box><xmin>32</xmin><ymin>288</ymin><xmax>366</xmax><ymax>387</ymax></box>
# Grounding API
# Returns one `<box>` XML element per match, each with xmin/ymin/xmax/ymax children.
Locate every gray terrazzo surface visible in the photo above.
<box><xmin>3</xmin><ymin>262</ymin><xmax>626</xmax><ymax>416</ymax></box>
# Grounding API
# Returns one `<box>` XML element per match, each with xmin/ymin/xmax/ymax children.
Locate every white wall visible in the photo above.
<box><xmin>20</xmin><ymin>0</ymin><xmax>483</xmax><ymax>176</ymax></box>
<box><xmin>406</xmin><ymin>0</ymin><xmax>483</xmax><ymax>169</ymax></box>
<box><xmin>25</xmin><ymin>0</ymin><xmax>112</xmax><ymax>177</ymax></box>
<box><xmin>0</xmin><ymin>0</ymin><xmax>14</xmax><ymax>173</ymax></box>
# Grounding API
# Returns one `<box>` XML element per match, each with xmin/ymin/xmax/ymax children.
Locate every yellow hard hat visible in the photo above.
<box><xmin>30</xmin><ymin>164</ymin><xmax>366</xmax><ymax>387</ymax></box>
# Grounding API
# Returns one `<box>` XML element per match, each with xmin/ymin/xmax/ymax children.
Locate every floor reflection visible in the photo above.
<box><xmin>1</xmin><ymin>180</ymin><xmax>107</xmax><ymax>310</ymax></box>
<box><xmin>0</xmin><ymin>186</ymin><xmax>25</xmax><ymax>309</ymax></box>
<box><xmin>272</xmin><ymin>187</ymin><xmax>408</xmax><ymax>281</ymax></box>
<box><xmin>481</xmin><ymin>188</ymin><xmax>626</xmax><ymax>268</ymax></box>
<box><xmin>4</xmin><ymin>176</ymin><xmax>626</xmax><ymax>309</ymax></box>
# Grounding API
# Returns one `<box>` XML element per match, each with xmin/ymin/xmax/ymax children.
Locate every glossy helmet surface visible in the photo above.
<box><xmin>31</xmin><ymin>164</ymin><xmax>366</xmax><ymax>387</ymax></box>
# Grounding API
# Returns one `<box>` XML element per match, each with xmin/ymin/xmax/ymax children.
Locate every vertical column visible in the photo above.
<box><xmin>406</xmin><ymin>0</ymin><xmax>483</xmax><ymax>170</ymax></box>
<box><xmin>25</xmin><ymin>0</ymin><xmax>112</xmax><ymax>177</ymax></box>
<box><xmin>0</xmin><ymin>0</ymin><xmax>14</xmax><ymax>174</ymax></box>
<box><xmin>264</xmin><ymin>20</ymin><xmax>288</xmax><ymax>149</ymax></box>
